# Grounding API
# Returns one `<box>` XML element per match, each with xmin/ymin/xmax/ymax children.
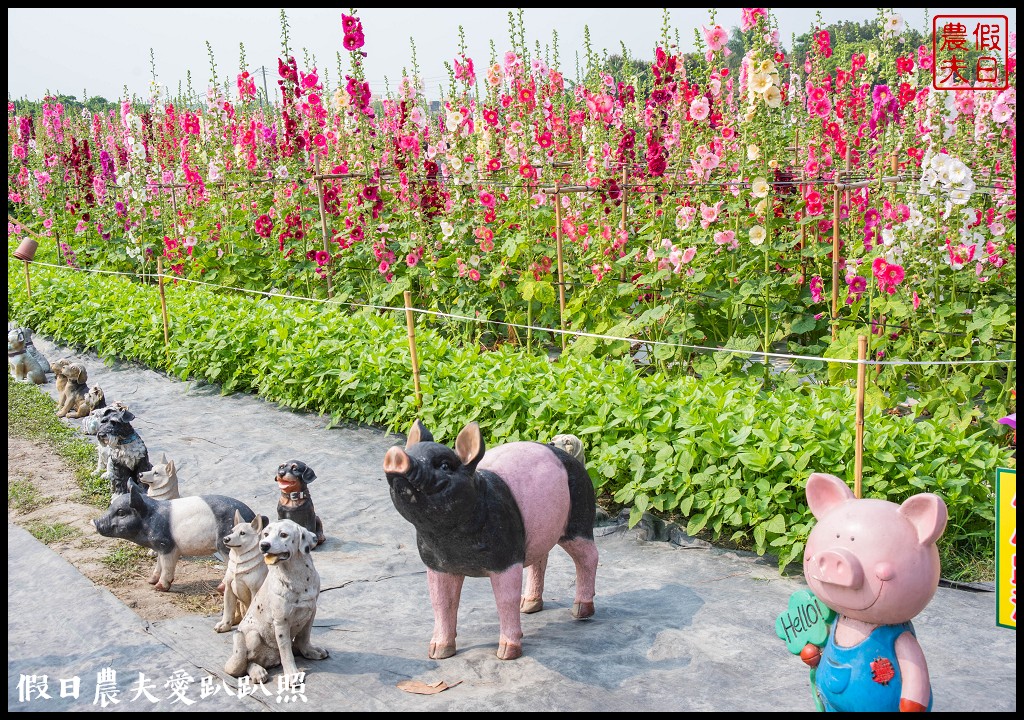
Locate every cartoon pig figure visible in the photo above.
<box><xmin>383</xmin><ymin>420</ymin><xmax>599</xmax><ymax>661</ymax></box>
<box><xmin>802</xmin><ymin>472</ymin><xmax>948</xmax><ymax>712</ymax></box>
<box><xmin>93</xmin><ymin>481</ymin><xmax>261</xmax><ymax>591</ymax></box>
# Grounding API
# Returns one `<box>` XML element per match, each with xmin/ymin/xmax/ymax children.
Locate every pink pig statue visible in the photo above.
<box><xmin>801</xmin><ymin>472</ymin><xmax>948</xmax><ymax>712</ymax></box>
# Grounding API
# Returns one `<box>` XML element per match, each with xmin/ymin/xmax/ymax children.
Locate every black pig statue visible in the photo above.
<box><xmin>383</xmin><ymin>419</ymin><xmax>599</xmax><ymax>661</ymax></box>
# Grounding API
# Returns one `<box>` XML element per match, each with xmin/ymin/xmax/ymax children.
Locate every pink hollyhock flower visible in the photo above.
<box><xmin>700</xmin><ymin>200</ymin><xmax>724</xmax><ymax>228</ymax></box>
<box><xmin>479</xmin><ymin>191</ymin><xmax>496</xmax><ymax>208</ymax></box>
<box><xmin>406</xmin><ymin>253</ymin><xmax>418</xmax><ymax>267</ymax></box>
<box><xmin>714</xmin><ymin>230</ymin><xmax>736</xmax><ymax>246</ymax></box>
<box><xmin>703</xmin><ymin>25</ymin><xmax>728</xmax><ymax>51</ymax></box>
<box><xmin>912</xmin><ymin>292</ymin><xmax>921</xmax><ymax>310</ymax></box>
<box><xmin>677</xmin><ymin>205</ymin><xmax>698</xmax><ymax>229</ymax></box>
<box><xmin>741</xmin><ymin>8</ymin><xmax>768</xmax><ymax>32</ymax></box>
<box><xmin>689</xmin><ymin>96</ymin><xmax>710</xmax><ymax>121</ymax></box>
<box><xmin>468</xmin><ymin>268</ymin><xmax>481</xmax><ymax>282</ymax></box>
<box><xmin>680</xmin><ymin>247</ymin><xmax>697</xmax><ymax>264</ymax></box>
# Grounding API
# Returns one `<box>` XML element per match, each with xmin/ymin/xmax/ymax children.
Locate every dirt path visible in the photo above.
<box><xmin>7</xmin><ymin>436</ymin><xmax>225</xmax><ymax>622</ymax></box>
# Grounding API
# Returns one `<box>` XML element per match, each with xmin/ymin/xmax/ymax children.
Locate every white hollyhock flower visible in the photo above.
<box><xmin>749</xmin><ymin>225</ymin><xmax>767</xmax><ymax>245</ymax></box>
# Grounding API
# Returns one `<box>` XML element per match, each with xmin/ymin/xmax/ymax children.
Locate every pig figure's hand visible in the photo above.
<box><xmin>899</xmin><ymin>699</ymin><xmax>927</xmax><ymax>712</ymax></box>
<box><xmin>799</xmin><ymin>643</ymin><xmax>822</xmax><ymax>668</ymax></box>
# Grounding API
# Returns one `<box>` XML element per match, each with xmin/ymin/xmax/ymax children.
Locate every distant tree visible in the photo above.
<box><xmin>603</xmin><ymin>53</ymin><xmax>654</xmax><ymax>103</ymax></box>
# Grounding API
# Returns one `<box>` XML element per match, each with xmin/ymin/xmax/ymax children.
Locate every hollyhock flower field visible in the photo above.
<box><xmin>7</xmin><ymin>8</ymin><xmax>1016</xmax><ymax>431</ymax></box>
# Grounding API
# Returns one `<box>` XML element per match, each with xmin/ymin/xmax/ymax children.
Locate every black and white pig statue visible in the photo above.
<box><xmin>383</xmin><ymin>419</ymin><xmax>599</xmax><ymax>661</ymax></box>
<box><xmin>93</xmin><ymin>481</ymin><xmax>261</xmax><ymax>591</ymax></box>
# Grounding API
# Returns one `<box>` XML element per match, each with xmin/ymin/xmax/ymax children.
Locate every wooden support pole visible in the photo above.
<box><xmin>403</xmin><ymin>291</ymin><xmax>423</xmax><ymax>409</ymax></box>
<box><xmin>313</xmin><ymin>155</ymin><xmax>334</xmax><ymax>299</ymax></box>
<box><xmin>157</xmin><ymin>255</ymin><xmax>171</xmax><ymax>362</ymax></box>
<box><xmin>854</xmin><ymin>334</ymin><xmax>867</xmax><ymax>499</ymax></box>
<box><xmin>23</xmin><ymin>260</ymin><xmax>32</xmax><ymax>298</ymax></box>
<box><xmin>553</xmin><ymin>180</ymin><xmax>567</xmax><ymax>352</ymax></box>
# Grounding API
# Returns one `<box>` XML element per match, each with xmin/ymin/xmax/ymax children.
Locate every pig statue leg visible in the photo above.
<box><xmin>560</xmin><ymin>537</ymin><xmax>598</xmax><ymax>618</ymax></box>
<box><xmin>490</xmin><ymin>564</ymin><xmax>525</xmax><ymax>660</ymax></box>
<box><xmin>520</xmin><ymin>555</ymin><xmax>548</xmax><ymax>614</ymax></box>
<box><xmin>427</xmin><ymin>569</ymin><xmax>465</xmax><ymax>659</ymax></box>
<box><xmin>154</xmin><ymin>549</ymin><xmax>181</xmax><ymax>591</ymax></box>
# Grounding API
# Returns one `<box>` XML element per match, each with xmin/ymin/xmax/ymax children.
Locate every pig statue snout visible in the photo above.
<box><xmin>806</xmin><ymin>547</ymin><xmax>864</xmax><ymax>589</ymax></box>
<box><xmin>383</xmin><ymin>447</ymin><xmax>411</xmax><ymax>476</ymax></box>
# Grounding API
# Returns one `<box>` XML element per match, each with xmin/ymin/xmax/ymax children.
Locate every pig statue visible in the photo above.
<box><xmin>93</xmin><ymin>481</ymin><xmax>261</xmax><ymax>591</ymax></box>
<box><xmin>383</xmin><ymin>420</ymin><xmax>599</xmax><ymax>661</ymax></box>
<box><xmin>801</xmin><ymin>472</ymin><xmax>948</xmax><ymax>712</ymax></box>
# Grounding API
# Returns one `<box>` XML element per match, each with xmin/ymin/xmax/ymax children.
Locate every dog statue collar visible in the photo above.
<box><xmin>282</xmin><ymin>490</ymin><xmax>307</xmax><ymax>501</ymax></box>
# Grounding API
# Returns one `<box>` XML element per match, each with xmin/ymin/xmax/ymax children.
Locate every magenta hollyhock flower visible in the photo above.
<box><xmin>362</xmin><ymin>185</ymin><xmax>379</xmax><ymax>202</ymax></box>
<box><xmin>483</xmin><ymin>108</ymin><xmax>499</xmax><ymax>126</ymax></box>
<box><xmin>315</xmin><ymin>250</ymin><xmax>330</xmax><ymax>266</ymax></box>
<box><xmin>406</xmin><ymin>253</ymin><xmax>418</xmax><ymax>267</ymax></box>
<box><xmin>537</xmin><ymin>131</ymin><xmax>554</xmax><ymax>148</ymax></box>
<box><xmin>487</xmin><ymin>158</ymin><xmax>501</xmax><ymax>172</ymax></box>
<box><xmin>341</xmin><ymin>13</ymin><xmax>359</xmax><ymax>33</ymax></box>
<box><xmin>479</xmin><ymin>191</ymin><xmax>496</xmax><ymax>208</ymax></box>
<box><xmin>343</xmin><ymin>30</ymin><xmax>365</xmax><ymax>51</ymax></box>
<box><xmin>255</xmin><ymin>213</ymin><xmax>274</xmax><ymax>238</ymax></box>
<box><xmin>810</xmin><ymin>275</ymin><xmax>824</xmax><ymax>303</ymax></box>
<box><xmin>519</xmin><ymin>163</ymin><xmax>536</xmax><ymax>179</ymax></box>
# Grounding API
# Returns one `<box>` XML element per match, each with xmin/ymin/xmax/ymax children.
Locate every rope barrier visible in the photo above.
<box><xmin>21</xmin><ymin>260</ymin><xmax>1016</xmax><ymax>370</ymax></box>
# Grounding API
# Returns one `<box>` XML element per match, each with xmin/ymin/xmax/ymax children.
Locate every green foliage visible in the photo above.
<box><xmin>25</xmin><ymin>521</ymin><xmax>82</xmax><ymax>545</ymax></box>
<box><xmin>7</xmin><ymin>374</ymin><xmax>110</xmax><ymax>507</ymax></box>
<box><xmin>8</xmin><ymin>480</ymin><xmax>48</xmax><ymax>513</ymax></box>
<box><xmin>8</xmin><ymin>260</ymin><xmax>1012</xmax><ymax>575</ymax></box>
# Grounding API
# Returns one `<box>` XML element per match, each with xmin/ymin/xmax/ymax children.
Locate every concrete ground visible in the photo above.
<box><xmin>8</xmin><ymin>336</ymin><xmax>1017</xmax><ymax>712</ymax></box>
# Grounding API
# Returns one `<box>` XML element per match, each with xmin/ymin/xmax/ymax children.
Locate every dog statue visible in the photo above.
<box><xmin>8</xmin><ymin>327</ymin><xmax>48</xmax><ymax>385</ymax></box>
<box><xmin>83</xmin><ymin>403</ymin><xmax>130</xmax><ymax>478</ymax></box>
<box><xmin>138</xmin><ymin>453</ymin><xmax>180</xmax><ymax>501</ymax></box>
<box><xmin>215</xmin><ymin>512</ymin><xmax>269</xmax><ymax>633</ymax></box>
<box><xmin>7</xmin><ymin>325</ymin><xmax>51</xmax><ymax>373</ymax></box>
<box><xmin>96</xmin><ymin>408</ymin><xmax>152</xmax><ymax>495</ymax></box>
<box><xmin>549</xmin><ymin>433</ymin><xmax>587</xmax><ymax>466</ymax></box>
<box><xmin>52</xmin><ymin>358</ymin><xmax>74</xmax><ymax>408</ymax></box>
<box><xmin>275</xmin><ymin>460</ymin><xmax>326</xmax><ymax>548</ymax></box>
<box><xmin>56</xmin><ymin>362</ymin><xmax>99</xmax><ymax>418</ymax></box>
<box><xmin>225</xmin><ymin>519</ymin><xmax>329</xmax><ymax>683</ymax></box>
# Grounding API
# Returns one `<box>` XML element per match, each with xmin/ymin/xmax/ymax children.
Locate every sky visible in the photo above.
<box><xmin>7</xmin><ymin>8</ymin><xmax>1018</xmax><ymax>103</ymax></box>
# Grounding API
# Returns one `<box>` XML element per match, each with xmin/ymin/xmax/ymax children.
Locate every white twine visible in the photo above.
<box><xmin>24</xmin><ymin>261</ymin><xmax>1016</xmax><ymax>368</ymax></box>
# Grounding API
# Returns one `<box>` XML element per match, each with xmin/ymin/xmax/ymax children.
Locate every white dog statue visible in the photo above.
<box><xmin>225</xmin><ymin>519</ymin><xmax>329</xmax><ymax>683</ymax></box>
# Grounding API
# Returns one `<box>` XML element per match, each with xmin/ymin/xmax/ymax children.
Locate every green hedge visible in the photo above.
<box><xmin>8</xmin><ymin>261</ymin><xmax>1010</xmax><ymax>572</ymax></box>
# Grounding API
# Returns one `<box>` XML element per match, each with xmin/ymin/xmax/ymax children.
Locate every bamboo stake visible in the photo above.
<box><xmin>553</xmin><ymin>179</ymin><xmax>567</xmax><ymax>352</ymax></box>
<box><xmin>854</xmin><ymin>334</ymin><xmax>867</xmax><ymax>499</ymax></box>
<box><xmin>157</xmin><ymin>255</ymin><xmax>171</xmax><ymax>362</ymax></box>
<box><xmin>403</xmin><ymin>291</ymin><xmax>423</xmax><ymax>409</ymax></box>
<box><xmin>23</xmin><ymin>260</ymin><xmax>32</xmax><ymax>298</ymax></box>
<box><xmin>313</xmin><ymin>155</ymin><xmax>334</xmax><ymax>299</ymax></box>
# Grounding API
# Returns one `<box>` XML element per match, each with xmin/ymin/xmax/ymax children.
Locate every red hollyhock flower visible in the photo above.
<box><xmin>254</xmin><ymin>214</ymin><xmax>274</xmax><ymax>238</ymax></box>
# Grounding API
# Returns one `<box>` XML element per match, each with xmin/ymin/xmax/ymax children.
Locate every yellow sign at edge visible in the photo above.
<box><xmin>996</xmin><ymin>467</ymin><xmax>1016</xmax><ymax>630</ymax></box>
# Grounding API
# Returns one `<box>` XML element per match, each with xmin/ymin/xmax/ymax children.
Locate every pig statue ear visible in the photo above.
<box><xmin>128</xmin><ymin>482</ymin><xmax>148</xmax><ymax>512</ymax></box>
<box><xmin>406</xmin><ymin>419</ymin><xmax>434</xmax><ymax>448</ymax></box>
<box><xmin>900</xmin><ymin>493</ymin><xmax>948</xmax><ymax>545</ymax></box>
<box><xmin>454</xmin><ymin>422</ymin><xmax>486</xmax><ymax>471</ymax></box>
<box><xmin>806</xmin><ymin>472</ymin><xmax>855</xmax><ymax>519</ymax></box>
